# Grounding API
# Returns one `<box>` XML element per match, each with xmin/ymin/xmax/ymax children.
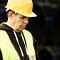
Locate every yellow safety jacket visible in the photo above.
<box><xmin>0</xmin><ymin>29</ymin><xmax>35</xmax><ymax>60</ymax></box>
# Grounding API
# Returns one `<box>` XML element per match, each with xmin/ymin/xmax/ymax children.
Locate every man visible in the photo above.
<box><xmin>0</xmin><ymin>0</ymin><xmax>40</xmax><ymax>60</ymax></box>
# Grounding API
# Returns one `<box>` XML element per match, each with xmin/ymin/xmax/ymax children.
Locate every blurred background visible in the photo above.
<box><xmin>0</xmin><ymin>0</ymin><xmax>60</xmax><ymax>60</ymax></box>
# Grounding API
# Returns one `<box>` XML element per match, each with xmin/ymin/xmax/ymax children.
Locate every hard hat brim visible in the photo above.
<box><xmin>30</xmin><ymin>12</ymin><xmax>37</xmax><ymax>17</ymax></box>
<box><xmin>6</xmin><ymin>8</ymin><xmax>37</xmax><ymax>17</ymax></box>
<box><xmin>21</xmin><ymin>12</ymin><xmax>37</xmax><ymax>17</ymax></box>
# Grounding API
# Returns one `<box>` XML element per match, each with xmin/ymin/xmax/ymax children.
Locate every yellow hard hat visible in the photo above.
<box><xmin>5</xmin><ymin>0</ymin><xmax>37</xmax><ymax>17</ymax></box>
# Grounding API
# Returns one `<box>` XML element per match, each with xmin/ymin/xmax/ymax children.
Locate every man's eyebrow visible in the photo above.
<box><xmin>20</xmin><ymin>16</ymin><xmax>27</xmax><ymax>18</ymax></box>
<box><xmin>23</xmin><ymin>16</ymin><xmax>26</xmax><ymax>18</ymax></box>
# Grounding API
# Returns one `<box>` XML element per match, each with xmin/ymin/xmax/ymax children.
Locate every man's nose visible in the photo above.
<box><xmin>23</xmin><ymin>18</ymin><xmax>29</xmax><ymax>24</ymax></box>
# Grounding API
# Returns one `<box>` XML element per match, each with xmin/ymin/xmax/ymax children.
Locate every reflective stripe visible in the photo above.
<box><xmin>13</xmin><ymin>30</ymin><xmax>24</xmax><ymax>57</ymax></box>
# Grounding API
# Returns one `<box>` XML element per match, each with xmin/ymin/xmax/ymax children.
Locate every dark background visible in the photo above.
<box><xmin>0</xmin><ymin>0</ymin><xmax>60</xmax><ymax>60</ymax></box>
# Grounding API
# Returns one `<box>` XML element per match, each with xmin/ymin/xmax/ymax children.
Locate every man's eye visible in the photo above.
<box><xmin>20</xmin><ymin>16</ymin><xmax>26</xmax><ymax>19</ymax></box>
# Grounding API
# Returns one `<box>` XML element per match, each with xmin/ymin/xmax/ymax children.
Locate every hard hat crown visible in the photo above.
<box><xmin>5</xmin><ymin>0</ymin><xmax>37</xmax><ymax>17</ymax></box>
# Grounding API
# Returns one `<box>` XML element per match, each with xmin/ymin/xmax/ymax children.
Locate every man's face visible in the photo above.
<box><xmin>11</xmin><ymin>13</ymin><xmax>29</xmax><ymax>32</ymax></box>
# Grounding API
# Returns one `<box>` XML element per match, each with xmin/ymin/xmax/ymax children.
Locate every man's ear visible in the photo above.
<box><xmin>8</xmin><ymin>11</ymin><xmax>13</xmax><ymax>17</ymax></box>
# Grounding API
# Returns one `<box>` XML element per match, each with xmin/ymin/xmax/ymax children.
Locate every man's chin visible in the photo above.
<box><xmin>20</xmin><ymin>28</ymin><xmax>25</xmax><ymax>31</ymax></box>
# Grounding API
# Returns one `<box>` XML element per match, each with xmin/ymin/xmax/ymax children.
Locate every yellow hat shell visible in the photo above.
<box><xmin>5</xmin><ymin>0</ymin><xmax>37</xmax><ymax>17</ymax></box>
